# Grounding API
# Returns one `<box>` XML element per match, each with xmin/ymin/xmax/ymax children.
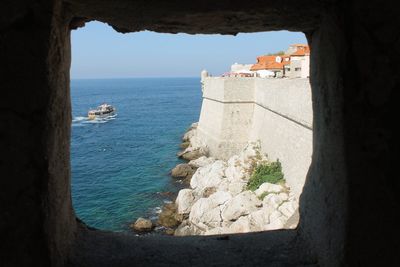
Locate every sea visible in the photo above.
<box><xmin>71</xmin><ymin>78</ymin><xmax>202</xmax><ymax>232</ymax></box>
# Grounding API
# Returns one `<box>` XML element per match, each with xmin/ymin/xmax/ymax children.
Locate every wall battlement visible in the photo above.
<box><xmin>197</xmin><ymin>77</ymin><xmax>312</xmax><ymax>195</ymax></box>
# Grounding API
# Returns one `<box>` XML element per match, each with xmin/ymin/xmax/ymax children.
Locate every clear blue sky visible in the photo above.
<box><xmin>71</xmin><ymin>21</ymin><xmax>307</xmax><ymax>79</ymax></box>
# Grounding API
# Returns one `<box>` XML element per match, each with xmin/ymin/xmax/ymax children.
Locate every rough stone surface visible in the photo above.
<box><xmin>158</xmin><ymin>203</ymin><xmax>180</xmax><ymax>228</ymax></box>
<box><xmin>131</xmin><ymin>217</ymin><xmax>153</xmax><ymax>232</ymax></box>
<box><xmin>175</xmin><ymin>189</ymin><xmax>195</xmax><ymax>214</ymax></box>
<box><xmin>189</xmin><ymin>191</ymin><xmax>232</xmax><ymax>229</ymax></box>
<box><xmin>180</xmin><ymin>147</ymin><xmax>209</xmax><ymax>161</ymax></box>
<box><xmin>190</xmin><ymin>161</ymin><xmax>227</xmax><ymax>191</ymax></box>
<box><xmin>188</xmin><ymin>156</ymin><xmax>216</xmax><ymax>168</ymax></box>
<box><xmin>171</xmin><ymin>163</ymin><xmax>195</xmax><ymax>178</ymax></box>
<box><xmin>180</xmin><ymin>141</ymin><xmax>190</xmax><ymax>149</ymax></box>
<box><xmin>221</xmin><ymin>191</ymin><xmax>262</xmax><ymax>221</ymax></box>
<box><xmin>254</xmin><ymin>182</ymin><xmax>284</xmax><ymax>197</ymax></box>
<box><xmin>175</xmin><ymin>143</ymin><xmax>298</xmax><ymax>236</ymax></box>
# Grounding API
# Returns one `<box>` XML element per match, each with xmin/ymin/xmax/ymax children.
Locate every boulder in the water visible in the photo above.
<box><xmin>158</xmin><ymin>203</ymin><xmax>180</xmax><ymax>228</ymax></box>
<box><xmin>171</xmin><ymin>163</ymin><xmax>195</xmax><ymax>178</ymax></box>
<box><xmin>131</xmin><ymin>217</ymin><xmax>153</xmax><ymax>232</ymax></box>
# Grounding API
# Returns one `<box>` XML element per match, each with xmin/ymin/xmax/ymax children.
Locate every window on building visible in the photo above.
<box><xmin>295</xmin><ymin>67</ymin><xmax>301</xmax><ymax>71</ymax></box>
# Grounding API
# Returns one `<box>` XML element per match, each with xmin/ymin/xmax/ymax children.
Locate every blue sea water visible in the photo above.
<box><xmin>71</xmin><ymin>78</ymin><xmax>202</xmax><ymax>232</ymax></box>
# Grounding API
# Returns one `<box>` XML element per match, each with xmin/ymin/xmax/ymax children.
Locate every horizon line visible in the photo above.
<box><xmin>70</xmin><ymin>76</ymin><xmax>201</xmax><ymax>80</ymax></box>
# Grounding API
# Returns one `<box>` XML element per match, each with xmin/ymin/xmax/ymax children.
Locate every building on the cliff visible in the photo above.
<box><xmin>284</xmin><ymin>44</ymin><xmax>310</xmax><ymax>78</ymax></box>
<box><xmin>220</xmin><ymin>44</ymin><xmax>310</xmax><ymax>78</ymax></box>
<box><xmin>250</xmin><ymin>55</ymin><xmax>291</xmax><ymax>77</ymax></box>
<box><xmin>245</xmin><ymin>44</ymin><xmax>310</xmax><ymax>78</ymax></box>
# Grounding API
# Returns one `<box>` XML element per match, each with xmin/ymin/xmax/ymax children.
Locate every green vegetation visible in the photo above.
<box><xmin>246</xmin><ymin>160</ymin><xmax>284</xmax><ymax>191</ymax></box>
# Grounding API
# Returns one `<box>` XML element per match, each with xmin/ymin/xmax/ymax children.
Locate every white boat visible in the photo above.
<box><xmin>88</xmin><ymin>103</ymin><xmax>116</xmax><ymax>120</ymax></box>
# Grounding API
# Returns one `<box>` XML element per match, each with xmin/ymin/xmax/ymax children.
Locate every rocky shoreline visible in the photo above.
<box><xmin>131</xmin><ymin>122</ymin><xmax>299</xmax><ymax>235</ymax></box>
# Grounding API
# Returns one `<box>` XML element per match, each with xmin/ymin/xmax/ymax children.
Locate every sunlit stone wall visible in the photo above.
<box><xmin>197</xmin><ymin>77</ymin><xmax>312</xmax><ymax>196</ymax></box>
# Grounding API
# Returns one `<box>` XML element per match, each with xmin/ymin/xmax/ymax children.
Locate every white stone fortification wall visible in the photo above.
<box><xmin>197</xmin><ymin>76</ymin><xmax>312</xmax><ymax>196</ymax></box>
<box><xmin>197</xmin><ymin>77</ymin><xmax>255</xmax><ymax>159</ymax></box>
<box><xmin>251</xmin><ymin>78</ymin><xmax>312</xmax><ymax>195</ymax></box>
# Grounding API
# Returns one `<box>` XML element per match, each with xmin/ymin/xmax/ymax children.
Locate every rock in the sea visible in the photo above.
<box><xmin>165</xmin><ymin>228</ymin><xmax>175</xmax><ymax>235</ymax></box>
<box><xmin>131</xmin><ymin>217</ymin><xmax>153</xmax><ymax>232</ymax></box>
<box><xmin>182</xmin><ymin>129</ymin><xmax>196</xmax><ymax>142</ymax></box>
<box><xmin>254</xmin><ymin>182</ymin><xmax>284</xmax><ymax>197</ymax></box>
<box><xmin>180</xmin><ymin>147</ymin><xmax>208</xmax><ymax>161</ymax></box>
<box><xmin>158</xmin><ymin>203</ymin><xmax>180</xmax><ymax>228</ymax></box>
<box><xmin>180</xmin><ymin>141</ymin><xmax>190</xmax><ymax>149</ymax></box>
<box><xmin>189</xmin><ymin>122</ymin><xmax>198</xmax><ymax>130</ymax></box>
<box><xmin>221</xmin><ymin>190</ymin><xmax>262</xmax><ymax>221</ymax></box>
<box><xmin>171</xmin><ymin>163</ymin><xmax>195</xmax><ymax>178</ymax></box>
<box><xmin>176</xmin><ymin>189</ymin><xmax>195</xmax><ymax>214</ymax></box>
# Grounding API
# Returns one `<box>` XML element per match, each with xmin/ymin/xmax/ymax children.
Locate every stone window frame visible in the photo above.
<box><xmin>2</xmin><ymin>1</ymin><xmax>358</xmax><ymax>266</ymax></box>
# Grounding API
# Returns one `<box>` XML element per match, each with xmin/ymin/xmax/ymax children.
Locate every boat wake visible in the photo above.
<box><xmin>72</xmin><ymin>114</ymin><xmax>117</xmax><ymax>127</ymax></box>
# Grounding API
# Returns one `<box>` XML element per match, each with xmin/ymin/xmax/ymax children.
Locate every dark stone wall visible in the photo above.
<box><xmin>0</xmin><ymin>0</ymin><xmax>399</xmax><ymax>266</ymax></box>
<box><xmin>341</xmin><ymin>1</ymin><xmax>400</xmax><ymax>265</ymax></box>
<box><xmin>63</xmin><ymin>0</ymin><xmax>322</xmax><ymax>33</ymax></box>
<box><xmin>0</xmin><ymin>1</ymin><xmax>76</xmax><ymax>266</ymax></box>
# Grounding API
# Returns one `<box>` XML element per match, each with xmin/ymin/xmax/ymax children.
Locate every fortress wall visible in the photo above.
<box><xmin>197</xmin><ymin>77</ymin><xmax>312</xmax><ymax>196</ymax></box>
<box><xmin>198</xmin><ymin>77</ymin><xmax>255</xmax><ymax>159</ymax></box>
<box><xmin>251</xmin><ymin>78</ymin><xmax>312</xmax><ymax>195</ymax></box>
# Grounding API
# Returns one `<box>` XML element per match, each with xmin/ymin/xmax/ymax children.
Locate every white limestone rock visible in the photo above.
<box><xmin>278</xmin><ymin>200</ymin><xmax>297</xmax><ymax>218</ymax></box>
<box><xmin>264</xmin><ymin>211</ymin><xmax>286</xmax><ymax>231</ymax></box>
<box><xmin>182</xmin><ymin>126</ymin><xmax>197</xmax><ymax>142</ymax></box>
<box><xmin>254</xmin><ymin>182</ymin><xmax>284</xmax><ymax>197</ymax></box>
<box><xmin>203</xmin><ymin>227</ymin><xmax>225</xmax><ymax>236</ymax></box>
<box><xmin>248</xmin><ymin>210</ymin><xmax>267</xmax><ymax>231</ymax></box>
<box><xmin>189</xmin><ymin>191</ymin><xmax>232</xmax><ymax>230</ymax></box>
<box><xmin>189</xmin><ymin>122</ymin><xmax>198</xmax><ymax>130</ymax></box>
<box><xmin>174</xmin><ymin>225</ymin><xmax>192</xmax><ymax>236</ymax></box>
<box><xmin>241</xmin><ymin>141</ymin><xmax>261</xmax><ymax>159</ymax></box>
<box><xmin>226</xmin><ymin>216</ymin><xmax>252</xmax><ymax>234</ymax></box>
<box><xmin>180</xmin><ymin>146</ymin><xmax>209</xmax><ymax>161</ymax></box>
<box><xmin>228</xmin><ymin>181</ymin><xmax>247</xmax><ymax>196</ymax></box>
<box><xmin>174</xmin><ymin>220</ymin><xmax>201</xmax><ymax>236</ymax></box>
<box><xmin>221</xmin><ymin>190</ymin><xmax>262</xmax><ymax>221</ymax></box>
<box><xmin>175</xmin><ymin>189</ymin><xmax>195</xmax><ymax>214</ymax></box>
<box><xmin>262</xmin><ymin>192</ymin><xmax>288</xmax><ymax>209</ymax></box>
<box><xmin>225</xmin><ymin>156</ymin><xmax>247</xmax><ymax>182</ymax></box>
<box><xmin>190</xmin><ymin>160</ymin><xmax>227</xmax><ymax>191</ymax></box>
<box><xmin>188</xmin><ymin>156</ymin><xmax>216</xmax><ymax>168</ymax></box>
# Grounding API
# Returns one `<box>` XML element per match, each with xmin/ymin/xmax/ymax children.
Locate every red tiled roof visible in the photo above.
<box><xmin>250</xmin><ymin>45</ymin><xmax>310</xmax><ymax>71</ymax></box>
<box><xmin>290</xmin><ymin>45</ymin><xmax>310</xmax><ymax>56</ymax></box>
<box><xmin>250</xmin><ymin>55</ymin><xmax>284</xmax><ymax>71</ymax></box>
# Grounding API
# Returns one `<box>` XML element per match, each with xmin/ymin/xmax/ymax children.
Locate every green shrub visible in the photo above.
<box><xmin>246</xmin><ymin>160</ymin><xmax>284</xmax><ymax>191</ymax></box>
